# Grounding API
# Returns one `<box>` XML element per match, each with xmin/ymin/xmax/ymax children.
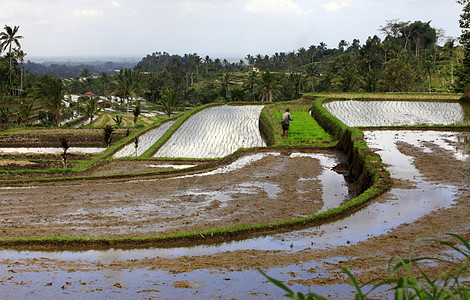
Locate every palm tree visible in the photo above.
<box><xmin>289</xmin><ymin>72</ymin><xmax>303</xmax><ymax>99</ymax></box>
<box><xmin>305</xmin><ymin>63</ymin><xmax>319</xmax><ymax>93</ymax></box>
<box><xmin>17</xmin><ymin>99</ymin><xmax>34</xmax><ymax>126</ymax></box>
<box><xmin>442</xmin><ymin>39</ymin><xmax>456</xmax><ymax>85</ymax></box>
<box><xmin>221</xmin><ymin>73</ymin><xmax>231</xmax><ymax>100</ymax></box>
<box><xmin>112</xmin><ymin>68</ymin><xmax>139</xmax><ymax>127</ymax></box>
<box><xmin>100</xmin><ymin>72</ymin><xmax>109</xmax><ymax>95</ymax></box>
<box><xmin>82</xmin><ymin>96</ymin><xmax>99</xmax><ymax>124</ymax></box>
<box><xmin>0</xmin><ymin>25</ymin><xmax>23</xmax><ymax>88</ymax></box>
<box><xmin>258</xmin><ymin>70</ymin><xmax>280</xmax><ymax>103</ymax></box>
<box><xmin>34</xmin><ymin>76</ymin><xmax>64</xmax><ymax>127</ymax></box>
<box><xmin>243</xmin><ymin>71</ymin><xmax>258</xmax><ymax>101</ymax></box>
<box><xmin>133</xmin><ymin>105</ymin><xmax>141</xmax><ymax>125</ymax></box>
<box><xmin>338</xmin><ymin>40</ymin><xmax>349</xmax><ymax>52</ymax></box>
<box><xmin>159</xmin><ymin>88</ymin><xmax>179</xmax><ymax>117</ymax></box>
<box><xmin>16</xmin><ymin>49</ymin><xmax>26</xmax><ymax>90</ymax></box>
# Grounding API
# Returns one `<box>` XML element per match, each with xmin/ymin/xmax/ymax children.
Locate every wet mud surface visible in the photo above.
<box><xmin>0</xmin><ymin>131</ymin><xmax>468</xmax><ymax>298</ymax></box>
<box><xmin>0</xmin><ymin>150</ymin><xmax>350</xmax><ymax>239</ymax></box>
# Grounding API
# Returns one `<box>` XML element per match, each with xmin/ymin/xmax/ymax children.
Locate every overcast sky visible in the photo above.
<box><xmin>0</xmin><ymin>0</ymin><xmax>463</xmax><ymax>60</ymax></box>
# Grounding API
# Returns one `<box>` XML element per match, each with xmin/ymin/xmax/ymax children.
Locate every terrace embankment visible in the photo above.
<box><xmin>0</xmin><ymin>129</ymin><xmax>130</xmax><ymax>148</ymax></box>
<box><xmin>0</xmin><ymin>148</ymin><xmax>353</xmax><ymax>243</ymax></box>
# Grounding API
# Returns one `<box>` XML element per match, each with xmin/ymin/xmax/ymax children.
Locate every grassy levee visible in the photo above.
<box><xmin>260</xmin><ymin>99</ymin><xmax>334</xmax><ymax>147</ymax></box>
<box><xmin>0</xmin><ymin>96</ymin><xmax>393</xmax><ymax>249</ymax></box>
<box><xmin>312</xmin><ymin>92</ymin><xmax>461</xmax><ymax>101</ymax></box>
<box><xmin>308</xmin><ymin>94</ymin><xmax>392</xmax><ymax>193</ymax></box>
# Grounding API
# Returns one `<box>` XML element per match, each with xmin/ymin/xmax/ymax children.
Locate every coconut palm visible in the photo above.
<box><xmin>17</xmin><ymin>99</ymin><xmax>34</xmax><ymax>126</ymax></box>
<box><xmin>0</xmin><ymin>25</ymin><xmax>23</xmax><ymax>88</ymax></box>
<box><xmin>81</xmin><ymin>96</ymin><xmax>99</xmax><ymax>124</ymax></box>
<box><xmin>34</xmin><ymin>76</ymin><xmax>64</xmax><ymax>126</ymax></box>
<box><xmin>221</xmin><ymin>73</ymin><xmax>231</xmax><ymax>100</ymax></box>
<box><xmin>16</xmin><ymin>49</ymin><xmax>26</xmax><ymax>90</ymax></box>
<box><xmin>159</xmin><ymin>88</ymin><xmax>179</xmax><ymax>117</ymax></box>
<box><xmin>442</xmin><ymin>39</ymin><xmax>456</xmax><ymax>85</ymax></box>
<box><xmin>133</xmin><ymin>105</ymin><xmax>141</xmax><ymax>125</ymax></box>
<box><xmin>112</xmin><ymin>68</ymin><xmax>139</xmax><ymax>127</ymax></box>
<box><xmin>258</xmin><ymin>70</ymin><xmax>280</xmax><ymax>103</ymax></box>
<box><xmin>243</xmin><ymin>71</ymin><xmax>258</xmax><ymax>101</ymax></box>
<box><xmin>305</xmin><ymin>63</ymin><xmax>319</xmax><ymax>93</ymax></box>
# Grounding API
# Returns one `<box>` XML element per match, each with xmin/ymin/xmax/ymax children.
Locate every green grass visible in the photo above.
<box><xmin>308</xmin><ymin>91</ymin><xmax>461</xmax><ymax>100</ymax></box>
<box><xmin>273</xmin><ymin>111</ymin><xmax>331</xmax><ymax>142</ymax></box>
<box><xmin>264</xmin><ymin>100</ymin><xmax>334</xmax><ymax>147</ymax></box>
<box><xmin>0</xmin><ymin>95</ymin><xmax>411</xmax><ymax>247</ymax></box>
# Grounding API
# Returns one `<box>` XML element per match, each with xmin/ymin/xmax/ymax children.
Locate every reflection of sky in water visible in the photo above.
<box><xmin>154</xmin><ymin>105</ymin><xmax>266</xmax><ymax>158</ymax></box>
<box><xmin>0</xmin><ymin>130</ymin><xmax>465</xmax><ymax>298</ymax></box>
<box><xmin>290</xmin><ymin>153</ymin><xmax>349</xmax><ymax>212</ymax></box>
<box><xmin>113</xmin><ymin>121</ymin><xmax>175</xmax><ymax>158</ymax></box>
<box><xmin>1</xmin><ymin>131</ymin><xmax>462</xmax><ymax>260</ymax></box>
<box><xmin>324</xmin><ymin>100</ymin><xmax>470</xmax><ymax>126</ymax></box>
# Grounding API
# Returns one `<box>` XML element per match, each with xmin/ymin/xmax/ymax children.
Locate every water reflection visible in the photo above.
<box><xmin>0</xmin><ymin>129</ymin><xmax>466</xmax><ymax>298</ymax></box>
<box><xmin>324</xmin><ymin>100</ymin><xmax>470</xmax><ymax>126</ymax></box>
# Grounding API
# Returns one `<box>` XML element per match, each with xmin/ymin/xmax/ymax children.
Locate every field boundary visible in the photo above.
<box><xmin>0</xmin><ymin>95</ymin><xmax>395</xmax><ymax>249</ymax></box>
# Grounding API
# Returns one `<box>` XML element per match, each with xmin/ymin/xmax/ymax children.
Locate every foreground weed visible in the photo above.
<box><xmin>260</xmin><ymin>233</ymin><xmax>470</xmax><ymax>299</ymax></box>
<box><xmin>258</xmin><ymin>269</ymin><xmax>327</xmax><ymax>300</ymax></box>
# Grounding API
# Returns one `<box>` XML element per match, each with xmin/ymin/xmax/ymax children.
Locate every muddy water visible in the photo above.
<box><xmin>323</xmin><ymin>100</ymin><xmax>470</xmax><ymax>126</ymax></box>
<box><xmin>0</xmin><ymin>131</ymin><xmax>466</xmax><ymax>298</ymax></box>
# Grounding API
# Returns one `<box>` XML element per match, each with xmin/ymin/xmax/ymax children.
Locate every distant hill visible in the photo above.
<box><xmin>24</xmin><ymin>57</ymin><xmax>140</xmax><ymax>78</ymax></box>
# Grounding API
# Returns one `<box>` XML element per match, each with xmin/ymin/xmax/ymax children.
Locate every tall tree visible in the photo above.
<box><xmin>34</xmin><ymin>76</ymin><xmax>64</xmax><ymax>126</ymax></box>
<box><xmin>112</xmin><ymin>68</ymin><xmax>139</xmax><ymax>126</ymax></box>
<box><xmin>243</xmin><ymin>71</ymin><xmax>258</xmax><ymax>101</ymax></box>
<box><xmin>81</xmin><ymin>96</ymin><xmax>99</xmax><ymax>124</ymax></box>
<box><xmin>16</xmin><ymin>49</ymin><xmax>26</xmax><ymax>90</ymax></box>
<box><xmin>441</xmin><ymin>39</ymin><xmax>456</xmax><ymax>85</ymax></box>
<box><xmin>258</xmin><ymin>70</ymin><xmax>280</xmax><ymax>103</ymax></box>
<box><xmin>159</xmin><ymin>88</ymin><xmax>179</xmax><ymax>117</ymax></box>
<box><xmin>456</xmin><ymin>0</ymin><xmax>470</xmax><ymax>92</ymax></box>
<box><xmin>305</xmin><ymin>63</ymin><xmax>319</xmax><ymax>92</ymax></box>
<box><xmin>0</xmin><ymin>25</ymin><xmax>23</xmax><ymax>89</ymax></box>
<box><xmin>380</xmin><ymin>53</ymin><xmax>419</xmax><ymax>92</ymax></box>
<box><xmin>221</xmin><ymin>72</ymin><xmax>231</xmax><ymax>99</ymax></box>
<box><xmin>338</xmin><ymin>40</ymin><xmax>349</xmax><ymax>53</ymax></box>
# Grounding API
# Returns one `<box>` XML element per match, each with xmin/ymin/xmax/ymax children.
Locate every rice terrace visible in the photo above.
<box><xmin>0</xmin><ymin>91</ymin><xmax>468</xmax><ymax>298</ymax></box>
<box><xmin>1</xmin><ymin>5</ymin><xmax>470</xmax><ymax>297</ymax></box>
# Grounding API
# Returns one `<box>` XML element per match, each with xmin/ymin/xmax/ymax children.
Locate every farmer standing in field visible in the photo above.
<box><xmin>281</xmin><ymin>108</ymin><xmax>293</xmax><ymax>137</ymax></box>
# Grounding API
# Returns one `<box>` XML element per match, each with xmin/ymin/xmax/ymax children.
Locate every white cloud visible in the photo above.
<box><xmin>72</xmin><ymin>9</ymin><xmax>104</xmax><ymax>18</ymax></box>
<box><xmin>111</xmin><ymin>1</ymin><xmax>121</xmax><ymax>9</ymax></box>
<box><xmin>323</xmin><ymin>1</ymin><xmax>350</xmax><ymax>12</ymax></box>
<box><xmin>175</xmin><ymin>1</ymin><xmax>217</xmax><ymax>13</ymax></box>
<box><xmin>244</xmin><ymin>0</ymin><xmax>313</xmax><ymax>15</ymax></box>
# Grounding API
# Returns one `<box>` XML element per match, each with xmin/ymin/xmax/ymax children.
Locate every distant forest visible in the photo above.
<box><xmin>0</xmin><ymin>18</ymin><xmax>466</xmax><ymax>108</ymax></box>
<box><xmin>24</xmin><ymin>60</ymin><xmax>138</xmax><ymax>78</ymax></box>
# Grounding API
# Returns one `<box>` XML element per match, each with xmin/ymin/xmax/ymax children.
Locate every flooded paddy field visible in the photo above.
<box><xmin>324</xmin><ymin>100</ymin><xmax>470</xmax><ymax>126</ymax></box>
<box><xmin>113</xmin><ymin>121</ymin><xmax>175</xmax><ymax>158</ymax></box>
<box><xmin>0</xmin><ymin>102</ymin><xmax>469</xmax><ymax>298</ymax></box>
<box><xmin>154</xmin><ymin>105</ymin><xmax>266</xmax><ymax>159</ymax></box>
<box><xmin>0</xmin><ymin>150</ymin><xmax>351</xmax><ymax>239</ymax></box>
<box><xmin>0</xmin><ymin>129</ymin><xmax>468</xmax><ymax>298</ymax></box>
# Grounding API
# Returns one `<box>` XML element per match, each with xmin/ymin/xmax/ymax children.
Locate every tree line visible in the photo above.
<box><xmin>1</xmin><ymin>5</ymin><xmax>469</xmax><ymax>127</ymax></box>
